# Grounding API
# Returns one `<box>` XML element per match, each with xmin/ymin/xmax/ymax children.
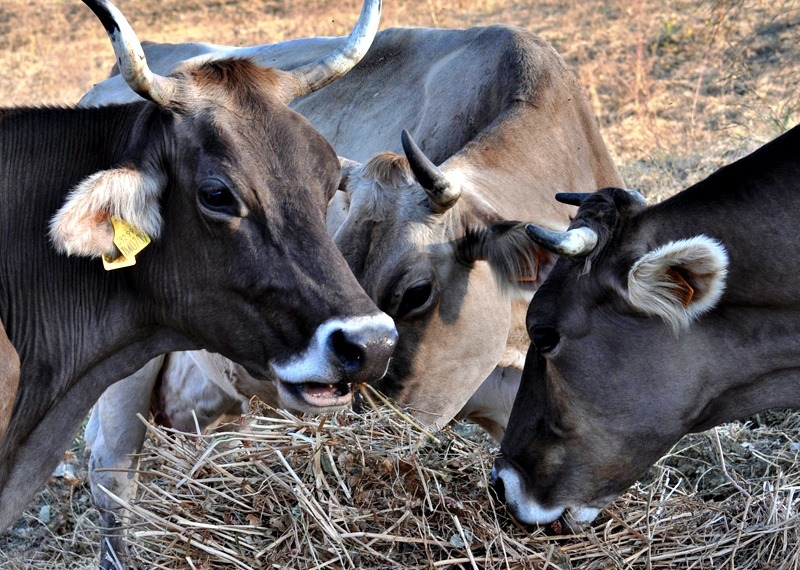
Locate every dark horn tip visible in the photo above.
<box><xmin>524</xmin><ymin>223</ymin><xmax>554</xmax><ymax>243</ymax></box>
<box><xmin>400</xmin><ymin>129</ymin><xmax>450</xmax><ymax>195</ymax></box>
<box><xmin>400</xmin><ymin>129</ymin><xmax>414</xmax><ymax>155</ymax></box>
<box><xmin>555</xmin><ymin>192</ymin><xmax>592</xmax><ymax>207</ymax></box>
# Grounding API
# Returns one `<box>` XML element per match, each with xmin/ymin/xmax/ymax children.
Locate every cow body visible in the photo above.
<box><xmin>0</xmin><ymin>320</ymin><xmax>19</xmax><ymax>442</ymax></box>
<box><xmin>0</xmin><ymin>0</ymin><xmax>395</xmax><ymax>552</ymax></box>
<box><xmin>494</xmin><ymin>124</ymin><xmax>800</xmax><ymax>527</ymax></box>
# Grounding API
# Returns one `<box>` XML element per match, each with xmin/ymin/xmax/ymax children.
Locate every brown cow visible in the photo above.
<box><xmin>0</xmin><ymin>321</ymin><xmax>19</xmax><ymax>442</ymax></box>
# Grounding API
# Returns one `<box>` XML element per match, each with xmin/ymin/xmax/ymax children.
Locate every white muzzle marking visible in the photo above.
<box><xmin>269</xmin><ymin>313</ymin><xmax>396</xmax><ymax>384</ymax></box>
<box><xmin>493</xmin><ymin>464</ymin><xmax>604</xmax><ymax>526</ymax></box>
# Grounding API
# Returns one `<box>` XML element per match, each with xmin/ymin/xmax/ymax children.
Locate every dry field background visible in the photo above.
<box><xmin>0</xmin><ymin>0</ymin><xmax>799</xmax><ymax>568</ymax></box>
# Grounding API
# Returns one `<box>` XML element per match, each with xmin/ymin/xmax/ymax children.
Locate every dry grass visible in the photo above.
<box><xmin>92</xmin><ymin>405</ymin><xmax>800</xmax><ymax>569</ymax></box>
<box><xmin>0</xmin><ymin>0</ymin><xmax>799</xmax><ymax>567</ymax></box>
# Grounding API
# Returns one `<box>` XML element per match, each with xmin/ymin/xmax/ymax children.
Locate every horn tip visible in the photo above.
<box><xmin>555</xmin><ymin>192</ymin><xmax>591</xmax><ymax>207</ymax></box>
<box><xmin>400</xmin><ymin>129</ymin><xmax>413</xmax><ymax>148</ymax></box>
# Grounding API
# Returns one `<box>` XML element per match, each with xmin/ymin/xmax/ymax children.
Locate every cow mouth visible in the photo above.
<box><xmin>279</xmin><ymin>379</ymin><xmax>353</xmax><ymax>410</ymax></box>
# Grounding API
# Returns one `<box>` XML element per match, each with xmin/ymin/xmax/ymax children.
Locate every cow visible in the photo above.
<box><xmin>0</xmin><ymin>0</ymin><xmax>397</xmax><ymax>553</ymax></box>
<box><xmin>492</xmin><ymin>124</ymin><xmax>800</xmax><ymax>529</ymax></box>
<box><xmin>80</xmin><ymin>24</ymin><xmax>622</xmax><ymax>556</ymax></box>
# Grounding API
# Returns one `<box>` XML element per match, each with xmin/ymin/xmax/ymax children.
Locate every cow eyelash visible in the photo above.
<box><xmin>396</xmin><ymin>282</ymin><xmax>434</xmax><ymax>319</ymax></box>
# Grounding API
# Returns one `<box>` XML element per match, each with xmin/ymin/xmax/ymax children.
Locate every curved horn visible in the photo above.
<box><xmin>401</xmin><ymin>130</ymin><xmax>462</xmax><ymax>212</ymax></box>
<box><xmin>288</xmin><ymin>0</ymin><xmax>381</xmax><ymax>99</ymax></box>
<box><xmin>524</xmin><ymin>224</ymin><xmax>598</xmax><ymax>257</ymax></box>
<box><xmin>83</xmin><ymin>0</ymin><xmax>178</xmax><ymax>107</ymax></box>
<box><xmin>626</xmin><ymin>189</ymin><xmax>648</xmax><ymax>205</ymax></box>
<box><xmin>555</xmin><ymin>192</ymin><xmax>592</xmax><ymax>206</ymax></box>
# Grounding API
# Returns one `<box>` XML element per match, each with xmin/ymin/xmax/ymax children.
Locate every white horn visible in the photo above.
<box><xmin>525</xmin><ymin>225</ymin><xmax>598</xmax><ymax>257</ymax></box>
<box><xmin>83</xmin><ymin>0</ymin><xmax>178</xmax><ymax>107</ymax></box>
<box><xmin>288</xmin><ymin>0</ymin><xmax>381</xmax><ymax>99</ymax></box>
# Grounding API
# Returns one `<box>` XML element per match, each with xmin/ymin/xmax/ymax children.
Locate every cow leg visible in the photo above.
<box><xmin>154</xmin><ymin>350</ymin><xmax>249</xmax><ymax>433</ymax></box>
<box><xmin>85</xmin><ymin>355</ymin><xmax>164</xmax><ymax>570</ymax></box>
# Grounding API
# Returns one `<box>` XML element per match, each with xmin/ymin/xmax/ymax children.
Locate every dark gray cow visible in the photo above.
<box><xmin>494</xmin><ymin>124</ymin><xmax>800</xmax><ymax>527</ymax></box>
<box><xmin>0</xmin><ymin>0</ymin><xmax>396</xmax><ymax>544</ymax></box>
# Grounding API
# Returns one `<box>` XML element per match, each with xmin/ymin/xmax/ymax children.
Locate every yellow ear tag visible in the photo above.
<box><xmin>101</xmin><ymin>216</ymin><xmax>151</xmax><ymax>271</ymax></box>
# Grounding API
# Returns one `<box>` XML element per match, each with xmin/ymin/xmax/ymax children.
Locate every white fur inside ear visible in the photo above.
<box><xmin>49</xmin><ymin>167</ymin><xmax>165</xmax><ymax>258</ymax></box>
<box><xmin>627</xmin><ymin>235</ymin><xmax>729</xmax><ymax>332</ymax></box>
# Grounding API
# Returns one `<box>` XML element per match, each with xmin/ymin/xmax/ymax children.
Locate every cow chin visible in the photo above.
<box><xmin>276</xmin><ymin>378</ymin><xmax>353</xmax><ymax>414</ymax></box>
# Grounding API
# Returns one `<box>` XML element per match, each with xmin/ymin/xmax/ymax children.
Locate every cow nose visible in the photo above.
<box><xmin>330</xmin><ymin>314</ymin><xmax>398</xmax><ymax>383</ymax></box>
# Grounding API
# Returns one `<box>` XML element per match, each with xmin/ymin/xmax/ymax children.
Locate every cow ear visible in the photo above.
<box><xmin>328</xmin><ymin>157</ymin><xmax>360</xmax><ymax>237</ymax></box>
<box><xmin>338</xmin><ymin>156</ymin><xmax>361</xmax><ymax>191</ymax></box>
<box><xmin>49</xmin><ymin>165</ymin><xmax>166</xmax><ymax>258</ymax></box>
<box><xmin>627</xmin><ymin>235</ymin><xmax>728</xmax><ymax>331</ymax></box>
<box><xmin>462</xmin><ymin>222</ymin><xmax>556</xmax><ymax>297</ymax></box>
<box><xmin>326</xmin><ymin>190</ymin><xmax>351</xmax><ymax>237</ymax></box>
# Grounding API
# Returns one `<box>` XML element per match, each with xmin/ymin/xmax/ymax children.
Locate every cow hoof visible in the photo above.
<box><xmin>98</xmin><ymin>516</ymin><xmax>129</xmax><ymax>570</ymax></box>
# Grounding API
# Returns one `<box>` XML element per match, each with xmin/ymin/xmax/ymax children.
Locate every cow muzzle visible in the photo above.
<box><xmin>491</xmin><ymin>458</ymin><xmax>604</xmax><ymax>531</ymax></box>
<box><xmin>270</xmin><ymin>313</ymin><xmax>397</xmax><ymax>412</ymax></box>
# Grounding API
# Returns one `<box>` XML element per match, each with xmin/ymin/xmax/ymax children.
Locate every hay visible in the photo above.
<box><xmin>106</xmin><ymin>403</ymin><xmax>800</xmax><ymax>569</ymax></box>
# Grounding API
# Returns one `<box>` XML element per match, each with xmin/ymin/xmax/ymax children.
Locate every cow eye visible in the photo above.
<box><xmin>397</xmin><ymin>282</ymin><xmax>433</xmax><ymax>319</ymax></box>
<box><xmin>531</xmin><ymin>325</ymin><xmax>560</xmax><ymax>353</ymax></box>
<box><xmin>199</xmin><ymin>181</ymin><xmax>238</xmax><ymax>215</ymax></box>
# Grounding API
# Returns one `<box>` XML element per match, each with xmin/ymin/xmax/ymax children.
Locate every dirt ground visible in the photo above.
<box><xmin>0</xmin><ymin>0</ymin><xmax>798</xmax><ymax>568</ymax></box>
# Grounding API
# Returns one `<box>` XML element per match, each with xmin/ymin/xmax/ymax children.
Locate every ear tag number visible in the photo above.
<box><xmin>102</xmin><ymin>216</ymin><xmax>151</xmax><ymax>271</ymax></box>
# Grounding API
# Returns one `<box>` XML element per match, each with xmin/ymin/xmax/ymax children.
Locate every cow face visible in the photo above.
<box><xmin>332</xmin><ymin>133</ymin><xmax>554</xmax><ymax>427</ymax></box>
<box><xmin>49</xmin><ymin>59</ymin><xmax>397</xmax><ymax>410</ymax></box>
<box><xmin>493</xmin><ymin>188</ymin><xmax>729</xmax><ymax>526</ymax></box>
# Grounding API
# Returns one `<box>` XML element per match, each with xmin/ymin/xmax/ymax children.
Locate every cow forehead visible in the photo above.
<box><xmin>167</xmin><ymin>60</ymin><xmax>338</xmax><ymax>209</ymax></box>
<box><xmin>174</xmin><ymin>58</ymin><xmax>292</xmax><ymax>113</ymax></box>
<box><xmin>344</xmin><ymin>153</ymin><xmax>429</xmax><ymax>222</ymax></box>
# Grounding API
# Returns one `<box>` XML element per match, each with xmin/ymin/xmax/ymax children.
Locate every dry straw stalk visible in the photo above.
<box><xmin>105</xmin><ymin>404</ymin><xmax>800</xmax><ymax>569</ymax></box>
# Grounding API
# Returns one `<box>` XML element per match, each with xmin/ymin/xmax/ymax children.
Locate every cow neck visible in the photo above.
<box><xmin>641</xmin><ymin>125</ymin><xmax>800</xmax><ymax>309</ymax></box>
<box><xmin>0</xmin><ymin>104</ymin><xmax>201</xmax><ymax>529</ymax></box>
<box><xmin>0</xmin><ymin>104</ymin><xmax>170</xmax><ymax>377</ymax></box>
<box><xmin>634</xmin><ymin>126</ymin><xmax>800</xmax><ymax>428</ymax></box>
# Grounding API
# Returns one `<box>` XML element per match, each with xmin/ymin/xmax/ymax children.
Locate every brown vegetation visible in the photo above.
<box><xmin>0</xmin><ymin>0</ymin><xmax>798</xmax><ymax>568</ymax></box>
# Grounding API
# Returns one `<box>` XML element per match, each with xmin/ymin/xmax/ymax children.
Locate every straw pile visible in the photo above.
<box><xmin>107</xmin><ymin>404</ymin><xmax>800</xmax><ymax>569</ymax></box>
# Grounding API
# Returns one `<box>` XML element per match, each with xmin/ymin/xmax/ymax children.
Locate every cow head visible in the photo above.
<box><xmin>493</xmin><ymin>188</ymin><xmax>730</xmax><ymax>526</ymax></box>
<box><xmin>49</xmin><ymin>0</ymin><xmax>396</xmax><ymax>412</ymax></box>
<box><xmin>331</xmin><ymin>131</ymin><xmax>557</xmax><ymax>428</ymax></box>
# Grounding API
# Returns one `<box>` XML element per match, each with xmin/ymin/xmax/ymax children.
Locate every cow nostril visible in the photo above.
<box><xmin>491</xmin><ymin>473</ymin><xmax>507</xmax><ymax>504</ymax></box>
<box><xmin>330</xmin><ymin>329</ymin><xmax>365</xmax><ymax>372</ymax></box>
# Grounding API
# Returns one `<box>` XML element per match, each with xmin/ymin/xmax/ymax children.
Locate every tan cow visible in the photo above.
<box><xmin>83</xmin><ymin>24</ymin><xmax>622</xmax><ymax>437</ymax></box>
